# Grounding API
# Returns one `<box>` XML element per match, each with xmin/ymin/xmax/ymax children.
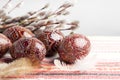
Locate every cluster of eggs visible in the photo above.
<box><xmin>0</xmin><ymin>26</ymin><xmax>91</xmax><ymax>64</ymax></box>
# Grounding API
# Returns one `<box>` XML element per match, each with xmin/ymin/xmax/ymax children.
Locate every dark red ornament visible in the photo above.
<box><xmin>58</xmin><ymin>33</ymin><xmax>91</xmax><ymax>64</ymax></box>
<box><xmin>0</xmin><ymin>33</ymin><xmax>12</xmax><ymax>58</ymax></box>
<box><xmin>3</xmin><ymin>26</ymin><xmax>34</xmax><ymax>43</ymax></box>
<box><xmin>10</xmin><ymin>37</ymin><xmax>46</xmax><ymax>63</ymax></box>
<box><xmin>36</xmin><ymin>29</ymin><xmax>64</xmax><ymax>57</ymax></box>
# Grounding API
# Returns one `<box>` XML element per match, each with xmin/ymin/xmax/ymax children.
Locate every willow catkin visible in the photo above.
<box><xmin>0</xmin><ymin>2</ymin><xmax>79</xmax><ymax>33</ymax></box>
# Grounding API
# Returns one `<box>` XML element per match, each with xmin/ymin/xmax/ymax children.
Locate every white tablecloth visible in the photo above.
<box><xmin>1</xmin><ymin>36</ymin><xmax>120</xmax><ymax>80</ymax></box>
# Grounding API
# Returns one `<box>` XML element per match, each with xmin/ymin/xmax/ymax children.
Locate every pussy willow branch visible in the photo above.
<box><xmin>0</xmin><ymin>9</ymin><xmax>11</xmax><ymax>22</ymax></box>
<box><xmin>8</xmin><ymin>0</ymin><xmax>23</xmax><ymax>14</ymax></box>
<box><xmin>0</xmin><ymin>2</ymin><xmax>79</xmax><ymax>33</ymax></box>
<box><xmin>1</xmin><ymin>3</ymin><xmax>49</xmax><ymax>25</ymax></box>
<box><xmin>25</xmin><ymin>3</ymin><xmax>73</xmax><ymax>27</ymax></box>
<box><xmin>2</xmin><ymin>0</ymin><xmax>12</xmax><ymax>9</ymax></box>
<box><xmin>0</xmin><ymin>0</ymin><xmax>12</xmax><ymax>20</ymax></box>
<box><xmin>0</xmin><ymin>2</ymin><xmax>71</xmax><ymax>26</ymax></box>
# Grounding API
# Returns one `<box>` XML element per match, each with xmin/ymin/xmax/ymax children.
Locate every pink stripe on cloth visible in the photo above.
<box><xmin>4</xmin><ymin>71</ymin><xmax>120</xmax><ymax>79</ymax></box>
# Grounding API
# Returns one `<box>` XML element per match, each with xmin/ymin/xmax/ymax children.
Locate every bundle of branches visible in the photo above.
<box><xmin>0</xmin><ymin>0</ymin><xmax>79</xmax><ymax>34</ymax></box>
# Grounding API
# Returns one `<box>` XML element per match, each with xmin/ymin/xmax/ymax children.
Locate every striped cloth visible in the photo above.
<box><xmin>1</xmin><ymin>36</ymin><xmax>120</xmax><ymax>80</ymax></box>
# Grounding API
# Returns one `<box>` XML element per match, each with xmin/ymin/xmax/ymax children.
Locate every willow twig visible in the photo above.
<box><xmin>2</xmin><ymin>0</ymin><xmax>12</xmax><ymax>9</ymax></box>
<box><xmin>8</xmin><ymin>0</ymin><xmax>23</xmax><ymax>14</ymax></box>
<box><xmin>0</xmin><ymin>2</ymin><xmax>79</xmax><ymax>34</ymax></box>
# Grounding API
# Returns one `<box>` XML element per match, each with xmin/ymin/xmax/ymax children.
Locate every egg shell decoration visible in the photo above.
<box><xmin>58</xmin><ymin>33</ymin><xmax>91</xmax><ymax>64</ymax></box>
<box><xmin>10</xmin><ymin>37</ymin><xmax>46</xmax><ymax>64</ymax></box>
<box><xmin>0</xmin><ymin>33</ymin><xmax>12</xmax><ymax>58</ymax></box>
<box><xmin>3</xmin><ymin>26</ymin><xmax>35</xmax><ymax>43</ymax></box>
<box><xmin>37</xmin><ymin>29</ymin><xmax>64</xmax><ymax>57</ymax></box>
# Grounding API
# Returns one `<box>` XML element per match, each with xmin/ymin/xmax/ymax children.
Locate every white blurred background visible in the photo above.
<box><xmin>0</xmin><ymin>0</ymin><xmax>120</xmax><ymax>36</ymax></box>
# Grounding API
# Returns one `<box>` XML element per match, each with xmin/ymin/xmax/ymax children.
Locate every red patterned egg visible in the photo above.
<box><xmin>37</xmin><ymin>29</ymin><xmax>64</xmax><ymax>57</ymax></box>
<box><xmin>58</xmin><ymin>33</ymin><xmax>91</xmax><ymax>64</ymax></box>
<box><xmin>10</xmin><ymin>37</ymin><xmax>46</xmax><ymax>63</ymax></box>
<box><xmin>0</xmin><ymin>33</ymin><xmax>12</xmax><ymax>58</ymax></box>
<box><xmin>3</xmin><ymin>26</ymin><xmax>34</xmax><ymax>43</ymax></box>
